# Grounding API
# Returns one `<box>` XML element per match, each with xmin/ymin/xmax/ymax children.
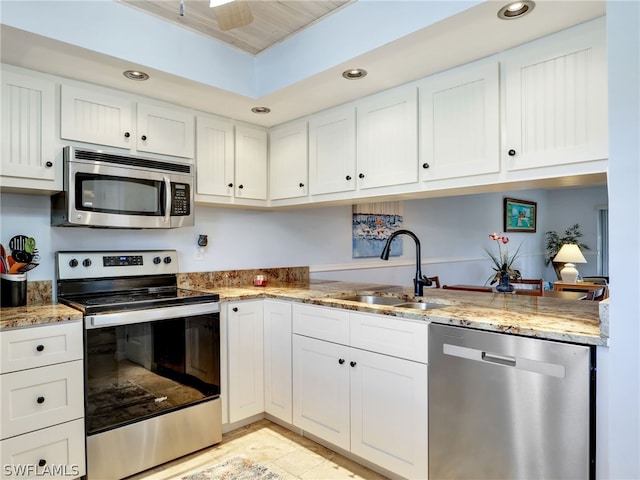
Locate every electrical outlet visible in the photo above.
<box><xmin>194</xmin><ymin>245</ymin><xmax>204</xmax><ymax>261</ymax></box>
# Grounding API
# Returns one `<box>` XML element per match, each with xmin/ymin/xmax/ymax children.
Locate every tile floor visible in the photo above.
<box><xmin>126</xmin><ymin>419</ymin><xmax>388</xmax><ymax>480</ymax></box>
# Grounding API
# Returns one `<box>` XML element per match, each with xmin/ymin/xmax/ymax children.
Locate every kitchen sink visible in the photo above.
<box><xmin>337</xmin><ymin>295</ymin><xmax>406</xmax><ymax>306</ymax></box>
<box><xmin>395</xmin><ymin>302</ymin><xmax>445</xmax><ymax>310</ymax></box>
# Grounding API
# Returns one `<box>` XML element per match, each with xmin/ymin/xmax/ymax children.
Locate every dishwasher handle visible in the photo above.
<box><xmin>481</xmin><ymin>351</ymin><xmax>516</xmax><ymax>367</ymax></box>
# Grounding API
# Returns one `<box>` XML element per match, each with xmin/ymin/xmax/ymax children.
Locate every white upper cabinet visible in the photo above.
<box><xmin>235</xmin><ymin>125</ymin><xmax>268</xmax><ymax>200</ymax></box>
<box><xmin>503</xmin><ymin>18</ymin><xmax>607</xmax><ymax>170</ymax></box>
<box><xmin>196</xmin><ymin>115</ymin><xmax>235</xmax><ymax>197</ymax></box>
<box><xmin>308</xmin><ymin>105</ymin><xmax>356</xmax><ymax>195</ymax></box>
<box><xmin>136</xmin><ymin>103</ymin><xmax>194</xmax><ymax>158</ymax></box>
<box><xmin>356</xmin><ymin>84</ymin><xmax>418</xmax><ymax>189</ymax></box>
<box><xmin>61</xmin><ymin>85</ymin><xmax>132</xmax><ymax>150</ymax></box>
<box><xmin>60</xmin><ymin>84</ymin><xmax>195</xmax><ymax>158</ymax></box>
<box><xmin>419</xmin><ymin>61</ymin><xmax>500</xmax><ymax>181</ymax></box>
<box><xmin>269</xmin><ymin>120</ymin><xmax>308</xmax><ymax>200</ymax></box>
<box><xmin>1</xmin><ymin>69</ymin><xmax>59</xmax><ymax>192</ymax></box>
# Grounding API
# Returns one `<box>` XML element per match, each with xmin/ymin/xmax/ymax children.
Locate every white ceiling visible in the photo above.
<box><xmin>0</xmin><ymin>1</ymin><xmax>605</xmax><ymax>128</ymax></box>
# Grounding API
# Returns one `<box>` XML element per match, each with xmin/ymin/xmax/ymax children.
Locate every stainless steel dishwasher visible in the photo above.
<box><xmin>429</xmin><ymin>324</ymin><xmax>595</xmax><ymax>480</ymax></box>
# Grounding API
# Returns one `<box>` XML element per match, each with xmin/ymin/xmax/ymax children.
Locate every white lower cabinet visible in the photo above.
<box><xmin>292</xmin><ymin>304</ymin><xmax>428</xmax><ymax>479</ymax></box>
<box><xmin>263</xmin><ymin>300</ymin><xmax>293</xmax><ymax>423</ymax></box>
<box><xmin>0</xmin><ymin>321</ymin><xmax>85</xmax><ymax>479</ymax></box>
<box><xmin>226</xmin><ymin>300</ymin><xmax>265</xmax><ymax>423</ymax></box>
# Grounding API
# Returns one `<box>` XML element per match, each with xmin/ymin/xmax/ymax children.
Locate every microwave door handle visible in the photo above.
<box><xmin>163</xmin><ymin>176</ymin><xmax>171</xmax><ymax>224</ymax></box>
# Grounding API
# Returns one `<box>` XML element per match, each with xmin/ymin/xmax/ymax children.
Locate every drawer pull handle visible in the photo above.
<box><xmin>232</xmin><ymin>307</ymin><xmax>238</xmax><ymax>312</ymax></box>
<box><xmin>350</xmin><ymin>361</ymin><xmax>357</xmax><ymax>367</ymax></box>
<box><xmin>38</xmin><ymin>459</ymin><xmax>47</xmax><ymax>467</ymax></box>
<box><xmin>37</xmin><ymin>396</ymin><xmax>45</xmax><ymax>404</ymax></box>
<box><xmin>338</xmin><ymin>358</ymin><xmax>345</xmax><ymax>365</ymax></box>
<box><xmin>36</xmin><ymin>344</ymin><xmax>45</xmax><ymax>352</ymax></box>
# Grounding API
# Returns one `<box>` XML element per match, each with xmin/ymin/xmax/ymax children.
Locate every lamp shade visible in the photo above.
<box><xmin>554</xmin><ymin>244</ymin><xmax>587</xmax><ymax>283</ymax></box>
<box><xmin>553</xmin><ymin>244</ymin><xmax>587</xmax><ymax>264</ymax></box>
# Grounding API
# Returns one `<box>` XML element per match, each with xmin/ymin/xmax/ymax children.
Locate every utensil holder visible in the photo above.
<box><xmin>1</xmin><ymin>273</ymin><xmax>27</xmax><ymax>307</ymax></box>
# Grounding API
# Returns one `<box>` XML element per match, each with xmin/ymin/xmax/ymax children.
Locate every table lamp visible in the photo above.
<box><xmin>553</xmin><ymin>244</ymin><xmax>587</xmax><ymax>283</ymax></box>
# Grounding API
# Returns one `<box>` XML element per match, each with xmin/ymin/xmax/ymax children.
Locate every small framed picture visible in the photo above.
<box><xmin>504</xmin><ymin>198</ymin><xmax>537</xmax><ymax>232</ymax></box>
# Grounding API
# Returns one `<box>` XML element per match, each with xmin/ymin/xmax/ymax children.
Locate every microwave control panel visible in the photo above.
<box><xmin>171</xmin><ymin>183</ymin><xmax>190</xmax><ymax>216</ymax></box>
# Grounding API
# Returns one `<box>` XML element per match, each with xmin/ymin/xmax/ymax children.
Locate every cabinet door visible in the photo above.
<box><xmin>308</xmin><ymin>105</ymin><xmax>356</xmax><ymax>195</ymax></box>
<box><xmin>269</xmin><ymin>120</ymin><xmax>308</xmax><ymax>200</ymax></box>
<box><xmin>227</xmin><ymin>300</ymin><xmax>264</xmax><ymax>423</ymax></box>
<box><xmin>292</xmin><ymin>335</ymin><xmax>350</xmax><ymax>451</ymax></box>
<box><xmin>60</xmin><ymin>84</ymin><xmax>133</xmax><ymax>149</ymax></box>
<box><xmin>196</xmin><ymin>115</ymin><xmax>235</xmax><ymax>197</ymax></box>
<box><xmin>235</xmin><ymin>125</ymin><xmax>267</xmax><ymax>200</ymax></box>
<box><xmin>263</xmin><ymin>300</ymin><xmax>292</xmax><ymax>423</ymax></box>
<box><xmin>419</xmin><ymin>61</ymin><xmax>500</xmax><ymax>181</ymax></box>
<box><xmin>350</xmin><ymin>349</ymin><xmax>428</xmax><ymax>480</ymax></box>
<box><xmin>356</xmin><ymin>84</ymin><xmax>418</xmax><ymax>189</ymax></box>
<box><xmin>504</xmin><ymin>19</ymin><xmax>607</xmax><ymax>170</ymax></box>
<box><xmin>136</xmin><ymin>103</ymin><xmax>195</xmax><ymax>158</ymax></box>
<box><xmin>1</xmin><ymin>70</ymin><xmax>57</xmax><ymax>186</ymax></box>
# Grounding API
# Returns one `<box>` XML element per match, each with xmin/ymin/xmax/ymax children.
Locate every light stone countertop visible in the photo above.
<box><xmin>0</xmin><ymin>280</ymin><xmax>607</xmax><ymax>346</ymax></box>
<box><xmin>186</xmin><ymin>279</ymin><xmax>607</xmax><ymax>347</ymax></box>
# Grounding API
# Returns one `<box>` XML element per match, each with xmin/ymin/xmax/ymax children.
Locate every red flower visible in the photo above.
<box><xmin>501</xmin><ymin>237</ymin><xmax>509</xmax><ymax>244</ymax></box>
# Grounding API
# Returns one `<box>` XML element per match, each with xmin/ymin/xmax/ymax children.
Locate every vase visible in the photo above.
<box><xmin>495</xmin><ymin>272</ymin><xmax>515</xmax><ymax>293</ymax></box>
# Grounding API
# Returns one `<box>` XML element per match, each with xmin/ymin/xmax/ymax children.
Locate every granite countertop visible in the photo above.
<box><xmin>0</xmin><ymin>280</ymin><xmax>607</xmax><ymax>346</ymax></box>
<box><xmin>0</xmin><ymin>302</ymin><xmax>83</xmax><ymax>331</ymax></box>
<box><xmin>184</xmin><ymin>279</ymin><xmax>607</xmax><ymax>347</ymax></box>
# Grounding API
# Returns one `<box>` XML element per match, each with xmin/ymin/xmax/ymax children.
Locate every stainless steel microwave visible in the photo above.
<box><xmin>51</xmin><ymin>146</ymin><xmax>194</xmax><ymax>229</ymax></box>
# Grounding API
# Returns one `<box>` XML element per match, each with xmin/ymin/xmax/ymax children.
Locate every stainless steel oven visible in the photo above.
<box><xmin>51</xmin><ymin>146</ymin><xmax>194</xmax><ymax>229</ymax></box>
<box><xmin>56</xmin><ymin>250</ymin><xmax>221</xmax><ymax>480</ymax></box>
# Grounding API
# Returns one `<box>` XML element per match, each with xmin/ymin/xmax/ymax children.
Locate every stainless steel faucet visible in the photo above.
<box><xmin>380</xmin><ymin>229</ymin><xmax>432</xmax><ymax>296</ymax></box>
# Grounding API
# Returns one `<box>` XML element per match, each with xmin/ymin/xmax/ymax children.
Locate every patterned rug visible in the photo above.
<box><xmin>181</xmin><ymin>457</ymin><xmax>283</xmax><ymax>480</ymax></box>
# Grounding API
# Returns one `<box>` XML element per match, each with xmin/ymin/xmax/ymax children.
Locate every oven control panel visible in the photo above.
<box><xmin>57</xmin><ymin>250</ymin><xmax>179</xmax><ymax>280</ymax></box>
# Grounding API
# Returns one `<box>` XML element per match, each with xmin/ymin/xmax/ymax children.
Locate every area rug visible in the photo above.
<box><xmin>181</xmin><ymin>456</ymin><xmax>283</xmax><ymax>480</ymax></box>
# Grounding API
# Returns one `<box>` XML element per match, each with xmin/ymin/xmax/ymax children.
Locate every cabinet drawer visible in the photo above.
<box><xmin>1</xmin><ymin>360</ymin><xmax>84</xmax><ymax>440</ymax></box>
<box><xmin>1</xmin><ymin>418</ymin><xmax>86</xmax><ymax>479</ymax></box>
<box><xmin>350</xmin><ymin>312</ymin><xmax>428</xmax><ymax>363</ymax></box>
<box><xmin>1</xmin><ymin>321</ymin><xmax>83</xmax><ymax>374</ymax></box>
<box><xmin>292</xmin><ymin>304</ymin><xmax>349</xmax><ymax>344</ymax></box>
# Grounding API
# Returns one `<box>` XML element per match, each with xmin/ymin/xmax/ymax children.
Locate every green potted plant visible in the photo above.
<box><xmin>544</xmin><ymin>223</ymin><xmax>590</xmax><ymax>279</ymax></box>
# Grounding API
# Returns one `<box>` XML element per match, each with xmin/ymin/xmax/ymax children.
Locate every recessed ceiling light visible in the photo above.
<box><xmin>342</xmin><ymin>68</ymin><xmax>368</xmax><ymax>80</ymax></box>
<box><xmin>123</xmin><ymin>70</ymin><xmax>150</xmax><ymax>81</ymax></box>
<box><xmin>251</xmin><ymin>106</ymin><xmax>271</xmax><ymax>114</ymax></box>
<box><xmin>497</xmin><ymin>1</ymin><xmax>535</xmax><ymax>20</ymax></box>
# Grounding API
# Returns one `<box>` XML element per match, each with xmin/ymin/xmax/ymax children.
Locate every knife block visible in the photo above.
<box><xmin>1</xmin><ymin>273</ymin><xmax>27</xmax><ymax>307</ymax></box>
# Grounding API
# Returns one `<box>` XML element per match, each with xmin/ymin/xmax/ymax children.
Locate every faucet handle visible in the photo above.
<box><xmin>421</xmin><ymin>275</ymin><xmax>433</xmax><ymax>287</ymax></box>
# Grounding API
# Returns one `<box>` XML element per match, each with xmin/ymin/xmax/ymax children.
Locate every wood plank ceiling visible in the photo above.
<box><xmin>117</xmin><ymin>0</ymin><xmax>353</xmax><ymax>55</ymax></box>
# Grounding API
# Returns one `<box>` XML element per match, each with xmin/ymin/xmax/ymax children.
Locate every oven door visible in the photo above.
<box><xmin>84</xmin><ymin>310</ymin><xmax>220</xmax><ymax>436</ymax></box>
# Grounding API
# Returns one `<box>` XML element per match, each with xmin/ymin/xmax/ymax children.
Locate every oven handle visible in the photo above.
<box><xmin>163</xmin><ymin>175</ymin><xmax>171</xmax><ymax>224</ymax></box>
<box><xmin>86</xmin><ymin>302</ymin><xmax>220</xmax><ymax>329</ymax></box>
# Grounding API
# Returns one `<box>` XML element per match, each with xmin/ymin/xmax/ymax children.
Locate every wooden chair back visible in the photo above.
<box><xmin>553</xmin><ymin>282</ymin><xmax>609</xmax><ymax>301</ymax></box>
<box><xmin>442</xmin><ymin>284</ymin><xmax>492</xmax><ymax>293</ymax></box>
<box><xmin>511</xmin><ymin>278</ymin><xmax>543</xmax><ymax>296</ymax></box>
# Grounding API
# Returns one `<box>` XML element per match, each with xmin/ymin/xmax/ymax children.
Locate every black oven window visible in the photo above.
<box><xmin>85</xmin><ymin>315</ymin><xmax>220</xmax><ymax>435</ymax></box>
<box><xmin>76</xmin><ymin>173</ymin><xmax>162</xmax><ymax>215</ymax></box>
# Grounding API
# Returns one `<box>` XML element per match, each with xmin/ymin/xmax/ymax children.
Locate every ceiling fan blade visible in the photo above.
<box><xmin>213</xmin><ymin>1</ymin><xmax>253</xmax><ymax>31</ymax></box>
